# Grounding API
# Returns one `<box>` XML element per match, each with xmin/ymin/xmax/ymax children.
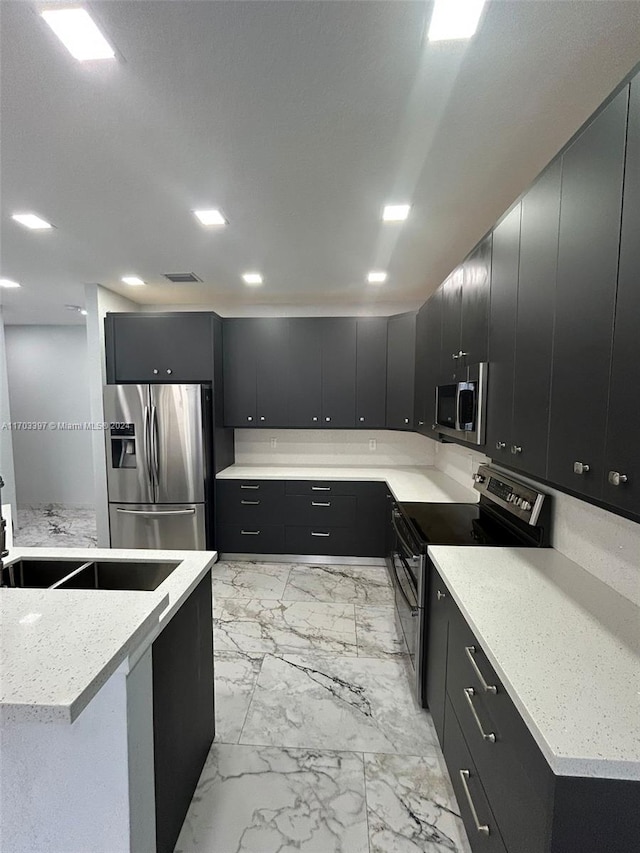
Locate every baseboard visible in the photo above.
<box><xmin>218</xmin><ymin>552</ymin><xmax>387</xmax><ymax>566</ymax></box>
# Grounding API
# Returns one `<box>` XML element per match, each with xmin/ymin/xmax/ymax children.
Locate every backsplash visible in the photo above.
<box><xmin>434</xmin><ymin>442</ymin><xmax>640</xmax><ymax>606</ymax></box>
<box><xmin>234</xmin><ymin>429</ymin><xmax>436</xmax><ymax>468</ymax></box>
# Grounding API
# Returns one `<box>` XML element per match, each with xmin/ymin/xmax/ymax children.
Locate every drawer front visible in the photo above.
<box><xmin>443</xmin><ymin>697</ymin><xmax>507</xmax><ymax>853</ymax></box>
<box><xmin>446</xmin><ymin>604</ymin><xmax>552</xmax><ymax>853</ymax></box>
<box><xmin>284</xmin><ymin>525</ymin><xmax>365</xmax><ymax>556</ymax></box>
<box><xmin>285</xmin><ymin>480</ymin><xmax>381</xmax><ymax>497</ymax></box>
<box><xmin>284</xmin><ymin>495</ymin><xmax>357</xmax><ymax>527</ymax></box>
<box><xmin>217</xmin><ymin>524</ymin><xmax>284</xmax><ymax>554</ymax></box>
<box><xmin>217</xmin><ymin>480</ymin><xmax>285</xmax><ymax>502</ymax></box>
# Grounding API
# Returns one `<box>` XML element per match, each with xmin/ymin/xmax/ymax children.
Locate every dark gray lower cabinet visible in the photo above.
<box><xmin>152</xmin><ymin>572</ymin><xmax>214</xmax><ymax>853</ymax></box>
<box><xmin>216</xmin><ymin>480</ymin><xmax>387</xmax><ymax>556</ymax></box>
<box><xmin>430</xmin><ymin>571</ymin><xmax>639</xmax><ymax>853</ymax></box>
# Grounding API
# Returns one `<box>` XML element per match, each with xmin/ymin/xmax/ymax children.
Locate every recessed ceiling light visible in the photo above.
<box><xmin>12</xmin><ymin>213</ymin><xmax>53</xmax><ymax>230</ymax></box>
<box><xmin>242</xmin><ymin>273</ymin><xmax>263</xmax><ymax>286</ymax></box>
<box><xmin>121</xmin><ymin>276</ymin><xmax>145</xmax><ymax>286</ymax></box>
<box><xmin>41</xmin><ymin>8</ymin><xmax>116</xmax><ymax>61</ymax></box>
<box><xmin>367</xmin><ymin>271</ymin><xmax>388</xmax><ymax>284</ymax></box>
<box><xmin>428</xmin><ymin>0</ymin><xmax>486</xmax><ymax>42</ymax></box>
<box><xmin>193</xmin><ymin>209</ymin><xmax>227</xmax><ymax>226</ymax></box>
<box><xmin>382</xmin><ymin>204</ymin><xmax>411</xmax><ymax>222</ymax></box>
<box><xmin>0</xmin><ymin>278</ymin><xmax>21</xmax><ymax>289</ymax></box>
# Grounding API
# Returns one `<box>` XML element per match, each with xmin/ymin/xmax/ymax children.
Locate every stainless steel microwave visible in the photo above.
<box><xmin>434</xmin><ymin>362</ymin><xmax>488</xmax><ymax>445</ymax></box>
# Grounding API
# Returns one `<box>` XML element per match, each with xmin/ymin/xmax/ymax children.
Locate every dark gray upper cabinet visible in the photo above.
<box><xmin>355</xmin><ymin>318</ymin><xmax>388</xmax><ymax>428</ymax></box>
<box><xmin>440</xmin><ymin>267</ymin><xmax>464</xmax><ymax>379</ymax></box>
<box><xmin>222</xmin><ymin>319</ymin><xmax>257</xmax><ymax>426</ymax></box>
<box><xmin>286</xmin><ymin>319</ymin><xmax>323</xmax><ymax>426</ymax></box>
<box><xmin>548</xmin><ymin>86</ymin><xmax>628</xmax><ymax>499</ymax></box>
<box><xmin>511</xmin><ymin>160</ymin><xmax>562</xmax><ymax>480</ymax></box>
<box><xmin>486</xmin><ymin>204</ymin><xmax>521</xmax><ymax>461</ymax></box>
<box><xmin>461</xmin><ymin>234</ymin><xmax>492</xmax><ymax>365</ymax></box>
<box><xmin>105</xmin><ymin>313</ymin><xmax>214</xmax><ymax>383</ymax></box>
<box><xmin>604</xmin><ymin>75</ymin><xmax>640</xmax><ymax>516</ymax></box>
<box><xmin>414</xmin><ymin>289</ymin><xmax>442</xmax><ymax>438</ymax></box>
<box><xmin>320</xmin><ymin>318</ymin><xmax>357</xmax><ymax>427</ymax></box>
<box><xmin>255</xmin><ymin>318</ymin><xmax>289</xmax><ymax>427</ymax></box>
<box><xmin>386</xmin><ymin>312</ymin><xmax>417</xmax><ymax>430</ymax></box>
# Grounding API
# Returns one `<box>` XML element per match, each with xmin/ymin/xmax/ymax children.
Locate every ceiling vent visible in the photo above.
<box><xmin>163</xmin><ymin>272</ymin><xmax>202</xmax><ymax>284</ymax></box>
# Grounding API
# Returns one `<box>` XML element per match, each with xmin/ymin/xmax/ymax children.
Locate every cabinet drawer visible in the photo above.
<box><xmin>443</xmin><ymin>697</ymin><xmax>507</xmax><ymax>853</ymax></box>
<box><xmin>285</xmin><ymin>480</ymin><xmax>357</xmax><ymax>497</ymax></box>
<box><xmin>217</xmin><ymin>480</ymin><xmax>284</xmax><ymax>525</ymax></box>
<box><xmin>284</xmin><ymin>525</ymin><xmax>365</xmax><ymax>557</ymax></box>
<box><xmin>217</xmin><ymin>480</ymin><xmax>285</xmax><ymax>502</ymax></box>
<box><xmin>284</xmin><ymin>495</ymin><xmax>356</xmax><ymax>526</ymax></box>
<box><xmin>217</xmin><ymin>524</ymin><xmax>284</xmax><ymax>554</ymax></box>
<box><xmin>446</xmin><ymin>604</ymin><xmax>552</xmax><ymax>853</ymax></box>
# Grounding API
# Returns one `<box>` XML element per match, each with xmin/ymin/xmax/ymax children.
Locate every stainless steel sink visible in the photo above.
<box><xmin>2</xmin><ymin>558</ymin><xmax>180</xmax><ymax>591</ymax></box>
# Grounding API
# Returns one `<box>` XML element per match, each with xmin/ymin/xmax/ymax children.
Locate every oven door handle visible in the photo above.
<box><xmin>391</xmin><ymin>511</ymin><xmax>419</xmax><ymax>561</ymax></box>
<box><xmin>391</xmin><ymin>553</ymin><xmax>419</xmax><ymax>614</ymax></box>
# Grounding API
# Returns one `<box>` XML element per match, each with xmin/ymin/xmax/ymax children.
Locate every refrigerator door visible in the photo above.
<box><xmin>104</xmin><ymin>385</ymin><xmax>154</xmax><ymax>504</ymax></box>
<box><xmin>150</xmin><ymin>385</ymin><xmax>205</xmax><ymax>503</ymax></box>
<box><xmin>109</xmin><ymin>503</ymin><xmax>206</xmax><ymax>550</ymax></box>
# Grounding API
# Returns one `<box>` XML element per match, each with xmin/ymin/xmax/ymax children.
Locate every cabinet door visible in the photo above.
<box><xmin>548</xmin><ymin>87</ymin><xmax>628</xmax><ymax>498</ymax></box>
<box><xmin>255</xmin><ymin>318</ymin><xmax>289</xmax><ymax>427</ymax></box>
<box><xmin>415</xmin><ymin>291</ymin><xmax>442</xmax><ymax>438</ymax></box>
<box><xmin>486</xmin><ymin>204</ymin><xmax>520</xmax><ymax>461</ymax></box>
<box><xmin>321</xmin><ymin>318</ymin><xmax>357</xmax><ymax>427</ymax></box>
<box><xmin>604</xmin><ymin>76</ymin><xmax>640</xmax><ymax>516</ymax></box>
<box><xmin>461</xmin><ymin>234</ymin><xmax>492</xmax><ymax>364</ymax></box>
<box><xmin>425</xmin><ymin>563</ymin><xmax>449</xmax><ymax>743</ymax></box>
<box><xmin>440</xmin><ymin>268</ymin><xmax>463</xmax><ymax>378</ymax></box>
<box><xmin>108</xmin><ymin>314</ymin><xmax>214</xmax><ymax>383</ymax></box>
<box><xmin>386</xmin><ymin>312</ymin><xmax>416</xmax><ymax>429</ymax></box>
<box><xmin>355</xmin><ymin>317</ymin><xmax>387</xmax><ymax>428</ymax></box>
<box><xmin>222</xmin><ymin>319</ymin><xmax>257</xmax><ymax>427</ymax></box>
<box><xmin>286</xmin><ymin>319</ymin><xmax>323</xmax><ymax>427</ymax></box>
<box><xmin>512</xmin><ymin>160</ymin><xmax>561</xmax><ymax>479</ymax></box>
<box><xmin>414</xmin><ymin>301</ymin><xmax>430</xmax><ymax>431</ymax></box>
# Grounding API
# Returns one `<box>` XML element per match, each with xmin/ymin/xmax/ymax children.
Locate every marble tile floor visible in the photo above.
<box><xmin>176</xmin><ymin>560</ymin><xmax>471</xmax><ymax>853</ymax></box>
<box><xmin>14</xmin><ymin>504</ymin><xmax>98</xmax><ymax>548</ymax></box>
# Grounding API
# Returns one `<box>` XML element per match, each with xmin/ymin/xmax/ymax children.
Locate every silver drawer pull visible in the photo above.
<box><xmin>463</xmin><ymin>688</ymin><xmax>496</xmax><ymax>743</ymax></box>
<box><xmin>311</xmin><ymin>531</ymin><xmax>330</xmax><ymax>537</ymax></box>
<box><xmin>311</xmin><ymin>486</ymin><xmax>331</xmax><ymax>491</ymax></box>
<box><xmin>240</xmin><ymin>484</ymin><xmax>260</xmax><ymax>490</ymax></box>
<box><xmin>311</xmin><ymin>501</ymin><xmax>331</xmax><ymax>507</ymax></box>
<box><xmin>241</xmin><ymin>500</ymin><xmax>260</xmax><ymax>505</ymax></box>
<box><xmin>436</xmin><ymin>590</ymin><xmax>446</xmax><ymax>600</ymax></box>
<box><xmin>465</xmin><ymin>646</ymin><xmax>497</xmax><ymax>694</ymax></box>
<box><xmin>458</xmin><ymin>770</ymin><xmax>490</xmax><ymax>836</ymax></box>
<box><xmin>241</xmin><ymin>530</ymin><xmax>260</xmax><ymax>535</ymax></box>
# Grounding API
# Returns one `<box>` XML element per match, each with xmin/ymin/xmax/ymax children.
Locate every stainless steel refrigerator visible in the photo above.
<box><xmin>104</xmin><ymin>384</ymin><xmax>213</xmax><ymax>550</ymax></box>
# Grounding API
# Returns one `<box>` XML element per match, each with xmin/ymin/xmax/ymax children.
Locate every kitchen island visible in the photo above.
<box><xmin>0</xmin><ymin>546</ymin><xmax>217</xmax><ymax>853</ymax></box>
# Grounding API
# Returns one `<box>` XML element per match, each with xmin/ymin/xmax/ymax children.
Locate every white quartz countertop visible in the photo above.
<box><xmin>217</xmin><ymin>464</ymin><xmax>478</xmax><ymax>504</ymax></box>
<box><xmin>428</xmin><ymin>546</ymin><xmax>640</xmax><ymax>781</ymax></box>
<box><xmin>0</xmin><ymin>547</ymin><xmax>217</xmax><ymax>725</ymax></box>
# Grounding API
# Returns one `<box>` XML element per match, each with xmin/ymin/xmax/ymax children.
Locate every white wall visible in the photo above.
<box><xmin>5</xmin><ymin>326</ymin><xmax>94</xmax><ymax>507</ymax></box>
<box><xmin>0</xmin><ymin>309</ymin><xmax>17</xmax><ymax>516</ymax></box>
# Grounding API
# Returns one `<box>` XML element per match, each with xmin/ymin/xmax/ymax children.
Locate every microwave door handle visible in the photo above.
<box><xmin>455</xmin><ymin>385</ymin><xmax>463</xmax><ymax>431</ymax></box>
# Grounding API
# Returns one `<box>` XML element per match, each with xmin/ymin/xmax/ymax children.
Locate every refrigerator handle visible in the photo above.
<box><xmin>115</xmin><ymin>508</ymin><xmax>196</xmax><ymax>517</ymax></box>
<box><xmin>143</xmin><ymin>405</ymin><xmax>154</xmax><ymax>495</ymax></box>
<box><xmin>151</xmin><ymin>404</ymin><xmax>160</xmax><ymax>497</ymax></box>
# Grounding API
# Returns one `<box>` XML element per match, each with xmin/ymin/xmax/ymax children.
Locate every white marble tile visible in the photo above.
<box><xmin>213</xmin><ymin>560</ymin><xmax>292</xmax><ymax>600</ymax></box>
<box><xmin>174</xmin><ymin>743</ymin><xmax>369</xmax><ymax>853</ymax></box>
<box><xmin>355</xmin><ymin>606</ymin><xmax>407</xmax><ymax>657</ymax></box>
<box><xmin>214</xmin><ymin>652</ymin><xmax>264</xmax><ymax>744</ymax></box>
<box><xmin>240</xmin><ymin>654</ymin><xmax>436</xmax><ymax>755</ymax></box>
<box><xmin>283</xmin><ymin>563</ymin><xmax>394</xmax><ymax>605</ymax></box>
<box><xmin>364</xmin><ymin>752</ymin><xmax>471</xmax><ymax>853</ymax></box>
<box><xmin>15</xmin><ymin>505</ymin><xmax>97</xmax><ymax>549</ymax></box>
<box><xmin>215</xmin><ymin>599</ymin><xmax>358</xmax><ymax>656</ymax></box>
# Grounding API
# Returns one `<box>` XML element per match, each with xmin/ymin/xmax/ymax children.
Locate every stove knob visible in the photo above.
<box><xmin>521</xmin><ymin>500</ymin><xmax>532</xmax><ymax>511</ymax></box>
<box><xmin>513</xmin><ymin>496</ymin><xmax>523</xmax><ymax>507</ymax></box>
<box><xmin>473</xmin><ymin>473</ymin><xmax>485</xmax><ymax>484</ymax></box>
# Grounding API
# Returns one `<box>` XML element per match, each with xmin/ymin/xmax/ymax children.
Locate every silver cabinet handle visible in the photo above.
<box><xmin>311</xmin><ymin>501</ymin><xmax>331</xmax><ymax>507</ymax></box>
<box><xmin>573</xmin><ymin>461</ymin><xmax>590</xmax><ymax>474</ymax></box>
<box><xmin>240</xmin><ymin>484</ymin><xmax>260</xmax><ymax>489</ymax></box>
<box><xmin>437</xmin><ymin>590</ymin><xmax>446</xmax><ymax>600</ymax></box>
<box><xmin>495</xmin><ymin>441</ymin><xmax>506</xmax><ymax>450</ymax></box>
<box><xmin>311</xmin><ymin>486</ymin><xmax>331</xmax><ymax>491</ymax></box>
<box><xmin>458</xmin><ymin>770</ymin><xmax>490</xmax><ymax>836</ymax></box>
<box><xmin>418</xmin><ymin>420</ymin><xmax>424</xmax><ymax>426</ymax></box>
<box><xmin>608</xmin><ymin>471</ymin><xmax>628</xmax><ymax>486</ymax></box>
<box><xmin>511</xmin><ymin>445</ymin><xmax>522</xmax><ymax>455</ymax></box>
<box><xmin>166</xmin><ymin>369</ymin><xmax>172</xmax><ymax>375</ymax></box>
<box><xmin>240</xmin><ymin>500</ymin><xmax>260</xmax><ymax>505</ymax></box>
<box><xmin>465</xmin><ymin>646</ymin><xmax>497</xmax><ymax>694</ymax></box>
<box><xmin>404</xmin><ymin>418</ymin><xmax>410</xmax><ymax>424</ymax></box>
<box><xmin>325</xmin><ymin>416</ymin><xmax>331</xmax><ymax>422</ymax></box>
<box><xmin>311</xmin><ymin>531</ymin><xmax>330</xmax><ymax>537</ymax></box>
<box><xmin>247</xmin><ymin>416</ymin><xmax>254</xmax><ymax>422</ymax></box>
<box><xmin>259</xmin><ymin>416</ymin><xmax>265</xmax><ymax>421</ymax></box>
<box><xmin>452</xmin><ymin>352</ymin><xmax>460</xmax><ymax>360</ymax></box>
<box><xmin>241</xmin><ymin>530</ymin><xmax>260</xmax><ymax>535</ymax></box>
<box><xmin>359</xmin><ymin>417</ymin><xmax>365</xmax><ymax>422</ymax></box>
<box><xmin>116</xmin><ymin>508</ymin><xmax>196</xmax><ymax>517</ymax></box>
<box><xmin>312</xmin><ymin>416</ymin><xmax>318</xmax><ymax>422</ymax></box>
<box><xmin>153</xmin><ymin>368</ymin><xmax>159</xmax><ymax>375</ymax></box>
<box><xmin>459</xmin><ymin>350</ymin><xmax>467</xmax><ymax>358</ymax></box>
<box><xmin>463</xmin><ymin>688</ymin><xmax>496</xmax><ymax>743</ymax></box>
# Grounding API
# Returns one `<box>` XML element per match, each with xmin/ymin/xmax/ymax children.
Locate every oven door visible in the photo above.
<box><xmin>389</xmin><ymin>509</ymin><xmax>421</xmax><ymax>680</ymax></box>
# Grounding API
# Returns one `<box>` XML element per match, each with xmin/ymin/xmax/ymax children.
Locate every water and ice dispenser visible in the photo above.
<box><xmin>110</xmin><ymin>423</ymin><xmax>137</xmax><ymax>469</ymax></box>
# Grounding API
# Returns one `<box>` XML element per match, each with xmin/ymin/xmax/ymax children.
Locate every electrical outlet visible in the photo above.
<box><xmin>270</xmin><ymin>438</ymin><xmax>277</xmax><ymax>449</ymax></box>
<box><xmin>369</xmin><ymin>439</ymin><xmax>376</xmax><ymax>451</ymax></box>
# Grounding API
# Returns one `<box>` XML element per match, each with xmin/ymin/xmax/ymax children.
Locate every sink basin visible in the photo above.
<box><xmin>2</xmin><ymin>558</ymin><xmax>180</xmax><ymax>591</ymax></box>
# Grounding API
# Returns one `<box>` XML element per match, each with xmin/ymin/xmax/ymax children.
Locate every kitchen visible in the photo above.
<box><xmin>1</xmin><ymin>2</ymin><xmax>639</xmax><ymax>852</ymax></box>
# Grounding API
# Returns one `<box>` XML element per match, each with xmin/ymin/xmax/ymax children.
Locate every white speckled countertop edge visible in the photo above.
<box><xmin>0</xmin><ymin>547</ymin><xmax>217</xmax><ymax>725</ymax></box>
<box><xmin>428</xmin><ymin>546</ymin><xmax>640</xmax><ymax>781</ymax></box>
<box><xmin>216</xmin><ymin>463</ymin><xmax>479</xmax><ymax>504</ymax></box>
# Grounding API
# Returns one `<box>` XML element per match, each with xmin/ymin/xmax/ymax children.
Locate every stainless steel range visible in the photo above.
<box><xmin>387</xmin><ymin>464</ymin><xmax>551</xmax><ymax>705</ymax></box>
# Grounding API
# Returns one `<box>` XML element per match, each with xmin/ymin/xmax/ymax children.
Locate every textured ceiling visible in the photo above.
<box><xmin>1</xmin><ymin>0</ymin><xmax>639</xmax><ymax>324</ymax></box>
